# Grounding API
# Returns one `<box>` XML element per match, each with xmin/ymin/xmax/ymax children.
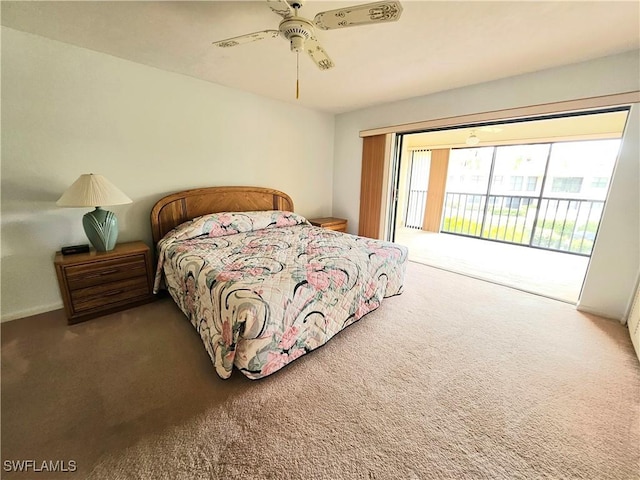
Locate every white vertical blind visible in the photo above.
<box><xmin>405</xmin><ymin>149</ymin><xmax>431</xmax><ymax>228</ymax></box>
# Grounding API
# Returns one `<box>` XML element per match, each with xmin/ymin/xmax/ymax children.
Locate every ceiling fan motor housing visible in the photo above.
<box><xmin>279</xmin><ymin>17</ymin><xmax>314</xmax><ymax>52</ymax></box>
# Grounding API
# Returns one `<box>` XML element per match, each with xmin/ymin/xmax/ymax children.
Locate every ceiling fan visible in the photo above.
<box><xmin>212</xmin><ymin>0</ymin><xmax>403</xmax><ymax>97</ymax></box>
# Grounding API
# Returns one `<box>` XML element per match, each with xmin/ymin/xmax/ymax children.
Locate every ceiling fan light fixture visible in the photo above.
<box><xmin>290</xmin><ymin>35</ymin><xmax>305</xmax><ymax>52</ymax></box>
<box><xmin>466</xmin><ymin>132</ymin><xmax>480</xmax><ymax>146</ymax></box>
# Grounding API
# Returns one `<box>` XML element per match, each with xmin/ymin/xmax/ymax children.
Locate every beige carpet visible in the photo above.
<box><xmin>2</xmin><ymin>262</ymin><xmax>639</xmax><ymax>479</ymax></box>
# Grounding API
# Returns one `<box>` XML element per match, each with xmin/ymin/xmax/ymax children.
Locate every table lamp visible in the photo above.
<box><xmin>56</xmin><ymin>174</ymin><xmax>132</xmax><ymax>252</ymax></box>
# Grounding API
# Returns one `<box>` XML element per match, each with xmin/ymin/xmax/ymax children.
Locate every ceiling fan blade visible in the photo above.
<box><xmin>305</xmin><ymin>37</ymin><xmax>334</xmax><ymax>71</ymax></box>
<box><xmin>212</xmin><ymin>30</ymin><xmax>280</xmax><ymax>48</ymax></box>
<box><xmin>314</xmin><ymin>1</ymin><xmax>403</xmax><ymax>30</ymax></box>
<box><xmin>267</xmin><ymin>0</ymin><xmax>293</xmax><ymax>18</ymax></box>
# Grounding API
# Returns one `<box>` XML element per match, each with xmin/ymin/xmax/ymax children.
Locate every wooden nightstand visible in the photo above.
<box><xmin>54</xmin><ymin>241</ymin><xmax>155</xmax><ymax>324</ymax></box>
<box><xmin>309</xmin><ymin>217</ymin><xmax>348</xmax><ymax>233</ymax></box>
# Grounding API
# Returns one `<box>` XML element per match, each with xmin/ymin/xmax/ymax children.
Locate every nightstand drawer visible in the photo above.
<box><xmin>54</xmin><ymin>241</ymin><xmax>155</xmax><ymax>324</ymax></box>
<box><xmin>71</xmin><ymin>276</ymin><xmax>150</xmax><ymax>313</ymax></box>
<box><xmin>323</xmin><ymin>224</ymin><xmax>347</xmax><ymax>233</ymax></box>
<box><xmin>66</xmin><ymin>255</ymin><xmax>147</xmax><ymax>290</ymax></box>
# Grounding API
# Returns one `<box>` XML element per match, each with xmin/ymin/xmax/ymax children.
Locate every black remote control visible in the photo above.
<box><xmin>61</xmin><ymin>244</ymin><xmax>91</xmax><ymax>255</ymax></box>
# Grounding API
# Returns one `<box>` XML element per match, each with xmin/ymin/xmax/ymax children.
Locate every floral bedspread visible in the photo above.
<box><xmin>154</xmin><ymin>210</ymin><xmax>408</xmax><ymax>380</ymax></box>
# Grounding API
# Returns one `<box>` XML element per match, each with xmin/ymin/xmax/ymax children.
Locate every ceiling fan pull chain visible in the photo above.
<box><xmin>296</xmin><ymin>51</ymin><xmax>300</xmax><ymax>99</ymax></box>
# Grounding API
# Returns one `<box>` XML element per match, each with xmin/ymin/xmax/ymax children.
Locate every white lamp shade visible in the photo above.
<box><xmin>56</xmin><ymin>174</ymin><xmax>132</xmax><ymax>207</ymax></box>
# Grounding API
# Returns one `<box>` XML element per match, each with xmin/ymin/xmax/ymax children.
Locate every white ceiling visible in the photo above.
<box><xmin>2</xmin><ymin>1</ymin><xmax>639</xmax><ymax>114</ymax></box>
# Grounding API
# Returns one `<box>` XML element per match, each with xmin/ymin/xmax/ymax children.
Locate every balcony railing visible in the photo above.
<box><xmin>404</xmin><ymin>189</ymin><xmax>427</xmax><ymax>229</ymax></box>
<box><xmin>442</xmin><ymin>193</ymin><xmax>604</xmax><ymax>255</ymax></box>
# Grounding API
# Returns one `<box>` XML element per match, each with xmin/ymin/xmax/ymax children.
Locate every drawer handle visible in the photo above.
<box><xmin>84</xmin><ymin>269</ymin><xmax>119</xmax><ymax>278</ymax></box>
<box><xmin>104</xmin><ymin>290</ymin><xmax>124</xmax><ymax>297</ymax></box>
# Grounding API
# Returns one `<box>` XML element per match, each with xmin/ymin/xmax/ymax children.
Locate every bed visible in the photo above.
<box><xmin>151</xmin><ymin>186</ymin><xmax>408</xmax><ymax>380</ymax></box>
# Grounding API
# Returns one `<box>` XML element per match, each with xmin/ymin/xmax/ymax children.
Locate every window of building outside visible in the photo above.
<box><xmin>510</xmin><ymin>176</ymin><xmax>524</xmax><ymax>190</ymax></box>
<box><xmin>551</xmin><ymin>177</ymin><xmax>583</xmax><ymax>193</ymax></box>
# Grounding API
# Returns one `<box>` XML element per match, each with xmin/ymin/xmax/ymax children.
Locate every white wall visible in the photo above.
<box><xmin>580</xmin><ymin>105</ymin><xmax>639</xmax><ymax>319</ymax></box>
<box><xmin>333</xmin><ymin>50</ymin><xmax>640</xmax><ymax>321</ymax></box>
<box><xmin>1</xmin><ymin>27</ymin><xmax>335</xmax><ymax>321</ymax></box>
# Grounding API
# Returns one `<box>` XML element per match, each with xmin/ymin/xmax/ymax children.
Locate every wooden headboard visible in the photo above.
<box><xmin>150</xmin><ymin>186</ymin><xmax>294</xmax><ymax>244</ymax></box>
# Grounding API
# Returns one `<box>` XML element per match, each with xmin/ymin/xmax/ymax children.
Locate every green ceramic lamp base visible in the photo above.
<box><xmin>82</xmin><ymin>207</ymin><xmax>119</xmax><ymax>252</ymax></box>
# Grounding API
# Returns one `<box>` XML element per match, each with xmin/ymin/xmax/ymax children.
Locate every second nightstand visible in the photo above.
<box><xmin>309</xmin><ymin>217</ymin><xmax>348</xmax><ymax>233</ymax></box>
<box><xmin>54</xmin><ymin>241</ymin><xmax>155</xmax><ymax>324</ymax></box>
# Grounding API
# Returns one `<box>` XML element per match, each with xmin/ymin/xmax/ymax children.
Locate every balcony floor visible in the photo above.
<box><xmin>394</xmin><ymin>227</ymin><xmax>589</xmax><ymax>303</ymax></box>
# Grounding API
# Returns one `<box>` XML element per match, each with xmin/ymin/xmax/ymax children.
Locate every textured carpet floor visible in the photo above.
<box><xmin>2</xmin><ymin>262</ymin><xmax>639</xmax><ymax>479</ymax></box>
